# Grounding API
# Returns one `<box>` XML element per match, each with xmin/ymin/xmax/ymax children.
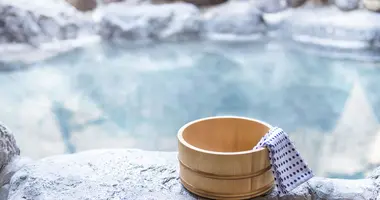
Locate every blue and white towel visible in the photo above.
<box><xmin>253</xmin><ymin>127</ymin><xmax>313</xmax><ymax>196</ymax></box>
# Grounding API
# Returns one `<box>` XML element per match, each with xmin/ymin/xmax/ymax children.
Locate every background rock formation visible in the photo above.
<box><xmin>98</xmin><ymin>3</ymin><xmax>202</xmax><ymax>42</ymax></box>
<box><xmin>0</xmin><ymin>0</ymin><xmax>95</xmax><ymax>46</ymax></box>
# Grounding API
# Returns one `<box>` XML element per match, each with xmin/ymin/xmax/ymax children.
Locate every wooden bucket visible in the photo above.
<box><xmin>177</xmin><ymin>116</ymin><xmax>274</xmax><ymax>200</ymax></box>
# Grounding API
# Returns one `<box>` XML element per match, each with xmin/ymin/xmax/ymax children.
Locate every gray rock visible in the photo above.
<box><xmin>65</xmin><ymin>0</ymin><xmax>97</xmax><ymax>12</ymax></box>
<box><xmin>0</xmin><ymin>35</ymin><xmax>100</xmax><ymax>66</ymax></box>
<box><xmin>103</xmin><ymin>0</ymin><xmax>125</xmax><ymax>3</ymax></box>
<box><xmin>335</xmin><ymin>0</ymin><xmax>359</xmax><ymax>11</ymax></box>
<box><xmin>0</xmin><ymin>157</ymin><xmax>31</xmax><ymax>199</ymax></box>
<box><xmin>0</xmin><ymin>0</ymin><xmax>96</xmax><ymax>46</ymax></box>
<box><xmin>182</xmin><ymin>0</ymin><xmax>228</xmax><ymax>7</ymax></box>
<box><xmin>256</xmin><ymin>0</ymin><xmax>288</xmax><ymax>13</ymax></box>
<box><xmin>279</xmin><ymin>7</ymin><xmax>380</xmax><ymax>49</ymax></box>
<box><xmin>37</xmin><ymin>17</ymin><xmax>61</xmax><ymax>39</ymax></box>
<box><xmin>0</xmin><ymin>122</ymin><xmax>23</xmax><ymax>200</ymax></box>
<box><xmin>0</xmin><ymin>184</ymin><xmax>9</xmax><ymax>200</ymax></box>
<box><xmin>286</xmin><ymin>0</ymin><xmax>307</xmax><ymax>7</ymax></box>
<box><xmin>107</xmin><ymin>0</ymin><xmax>151</xmax><ymax>6</ymax></box>
<box><xmin>7</xmin><ymin>149</ymin><xmax>380</xmax><ymax>200</ymax></box>
<box><xmin>1</xmin><ymin>157</ymin><xmax>32</xmax><ymax>186</ymax></box>
<box><xmin>367</xmin><ymin>166</ymin><xmax>380</xmax><ymax>188</ymax></box>
<box><xmin>262</xmin><ymin>10</ymin><xmax>292</xmax><ymax>31</ymax></box>
<box><xmin>202</xmin><ymin>2</ymin><xmax>267</xmax><ymax>40</ymax></box>
<box><xmin>0</xmin><ymin>123</ymin><xmax>20</xmax><ymax>174</ymax></box>
<box><xmin>256</xmin><ymin>177</ymin><xmax>378</xmax><ymax>200</ymax></box>
<box><xmin>98</xmin><ymin>3</ymin><xmax>202</xmax><ymax>42</ymax></box>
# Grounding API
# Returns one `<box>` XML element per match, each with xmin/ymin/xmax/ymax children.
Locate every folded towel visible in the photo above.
<box><xmin>253</xmin><ymin>127</ymin><xmax>313</xmax><ymax>196</ymax></box>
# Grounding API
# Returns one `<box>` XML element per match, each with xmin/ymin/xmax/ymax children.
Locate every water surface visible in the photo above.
<box><xmin>1</xmin><ymin>41</ymin><xmax>380</xmax><ymax>178</ymax></box>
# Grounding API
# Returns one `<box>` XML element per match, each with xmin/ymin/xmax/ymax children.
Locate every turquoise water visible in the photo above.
<box><xmin>1</xmin><ymin>41</ymin><xmax>380</xmax><ymax>178</ymax></box>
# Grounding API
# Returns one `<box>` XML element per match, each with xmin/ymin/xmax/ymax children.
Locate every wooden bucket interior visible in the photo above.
<box><xmin>181</xmin><ymin>117</ymin><xmax>270</xmax><ymax>152</ymax></box>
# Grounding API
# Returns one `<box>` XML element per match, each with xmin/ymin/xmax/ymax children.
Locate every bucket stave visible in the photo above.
<box><xmin>177</xmin><ymin>116</ymin><xmax>275</xmax><ymax>199</ymax></box>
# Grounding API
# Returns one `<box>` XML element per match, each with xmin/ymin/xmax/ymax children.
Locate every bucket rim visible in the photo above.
<box><xmin>177</xmin><ymin>115</ymin><xmax>272</xmax><ymax>156</ymax></box>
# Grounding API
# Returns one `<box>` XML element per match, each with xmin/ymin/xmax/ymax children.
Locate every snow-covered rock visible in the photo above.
<box><xmin>0</xmin><ymin>123</ymin><xmax>20</xmax><ymax>173</ymax></box>
<box><xmin>4</xmin><ymin>149</ymin><xmax>380</xmax><ymax>200</ymax></box>
<box><xmin>335</xmin><ymin>0</ymin><xmax>360</xmax><ymax>11</ymax></box>
<box><xmin>98</xmin><ymin>3</ymin><xmax>202</xmax><ymax>42</ymax></box>
<box><xmin>0</xmin><ymin>0</ymin><xmax>96</xmax><ymax>46</ymax></box>
<box><xmin>280</xmin><ymin>7</ymin><xmax>380</xmax><ymax>49</ymax></box>
<box><xmin>0</xmin><ymin>122</ymin><xmax>30</xmax><ymax>200</ymax></box>
<box><xmin>202</xmin><ymin>2</ymin><xmax>267</xmax><ymax>40</ymax></box>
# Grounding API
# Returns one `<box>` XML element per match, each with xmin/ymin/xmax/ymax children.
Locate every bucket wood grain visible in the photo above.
<box><xmin>177</xmin><ymin>116</ymin><xmax>274</xmax><ymax>200</ymax></box>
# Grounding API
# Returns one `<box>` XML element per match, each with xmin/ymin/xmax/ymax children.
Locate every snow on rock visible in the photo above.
<box><xmin>202</xmin><ymin>2</ymin><xmax>267</xmax><ymax>40</ymax></box>
<box><xmin>98</xmin><ymin>2</ymin><xmax>202</xmax><ymax>42</ymax></box>
<box><xmin>0</xmin><ymin>0</ymin><xmax>96</xmax><ymax>46</ymax></box>
<box><xmin>5</xmin><ymin>149</ymin><xmax>380</xmax><ymax>200</ymax></box>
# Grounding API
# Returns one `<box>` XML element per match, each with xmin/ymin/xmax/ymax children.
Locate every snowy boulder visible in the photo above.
<box><xmin>6</xmin><ymin>149</ymin><xmax>380</xmax><ymax>200</ymax></box>
<box><xmin>0</xmin><ymin>123</ymin><xmax>19</xmax><ymax>174</ymax></box>
<box><xmin>0</xmin><ymin>157</ymin><xmax>31</xmax><ymax>199</ymax></box>
<box><xmin>255</xmin><ymin>0</ymin><xmax>288</xmax><ymax>13</ymax></box>
<box><xmin>0</xmin><ymin>0</ymin><xmax>96</xmax><ymax>46</ymax></box>
<box><xmin>202</xmin><ymin>2</ymin><xmax>267</xmax><ymax>41</ymax></box>
<box><xmin>335</xmin><ymin>0</ymin><xmax>360</xmax><ymax>11</ymax></box>
<box><xmin>279</xmin><ymin>7</ymin><xmax>380</xmax><ymax>49</ymax></box>
<box><xmin>0</xmin><ymin>122</ymin><xmax>24</xmax><ymax>199</ymax></box>
<box><xmin>98</xmin><ymin>3</ymin><xmax>202</xmax><ymax>42</ymax></box>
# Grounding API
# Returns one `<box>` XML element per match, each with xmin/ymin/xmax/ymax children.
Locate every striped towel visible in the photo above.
<box><xmin>253</xmin><ymin>127</ymin><xmax>314</xmax><ymax>196</ymax></box>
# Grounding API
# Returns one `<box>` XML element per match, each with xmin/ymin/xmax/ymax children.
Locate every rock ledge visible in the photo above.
<box><xmin>4</xmin><ymin>149</ymin><xmax>380</xmax><ymax>200</ymax></box>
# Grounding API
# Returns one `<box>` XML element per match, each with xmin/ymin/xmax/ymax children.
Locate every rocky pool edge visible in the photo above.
<box><xmin>1</xmin><ymin>123</ymin><xmax>380</xmax><ymax>200</ymax></box>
